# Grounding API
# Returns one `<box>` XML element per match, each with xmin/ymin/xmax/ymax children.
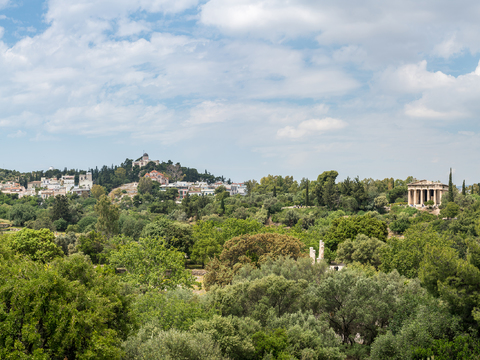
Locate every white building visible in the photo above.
<box><xmin>132</xmin><ymin>153</ymin><xmax>160</xmax><ymax>168</ymax></box>
<box><xmin>79</xmin><ymin>172</ymin><xmax>93</xmax><ymax>189</ymax></box>
<box><xmin>62</xmin><ymin>175</ymin><xmax>75</xmax><ymax>192</ymax></box>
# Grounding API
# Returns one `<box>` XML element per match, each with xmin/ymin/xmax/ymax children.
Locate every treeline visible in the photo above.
<box><xmin>0</xmin><ymin>157</ymin><xmax>225</xmax><ymax>191</ymax></box>
<box><xmin>2</xmin><ymin>169</ymin><xmax>480</xmax><ymax>358</ymax></box>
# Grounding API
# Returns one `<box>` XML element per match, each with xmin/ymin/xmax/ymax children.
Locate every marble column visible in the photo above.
<box><xmin>420</xmin><ymin>188</ymin><xmax>424</xmax><ymax>204</ymax></box>
<box><xmin>427</xmin><ymin>189</ymin><xmax>431</xmax><ymax>202</ymax></box>
<box><xmin>434</xmin><ymin>189</ymin><xmax>437</xmax><ymax>205</ymax></box>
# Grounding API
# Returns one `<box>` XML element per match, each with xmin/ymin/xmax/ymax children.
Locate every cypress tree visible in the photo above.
<box><xmin>462</xmin><ymin>180</ymin><xmax>466</xmax><ymax>196</ymax></box>
<box><xmin>305</xmin><ymin>180</ymin><xmax>309</xmax><ymax>206</ymax></box>
<box><xmin>273</xmin><ymin>185</ymin><xmax>277</xmax><ymax>198</ymax></box>
<box><xmin>220</xmin><ymin>196</ymin><xmax>225</xmax><ymax>214</ymax></box>
<box><xmin>448</xmin><ymin>168</ymin><xmax>454</xmax><ymax>203</ymax></box>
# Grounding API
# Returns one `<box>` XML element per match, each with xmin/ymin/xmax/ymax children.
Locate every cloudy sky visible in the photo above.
<box><xmin>1</xmin><ymin>0</ymin><xmax>479</xmax><ymax>184</ymax></box>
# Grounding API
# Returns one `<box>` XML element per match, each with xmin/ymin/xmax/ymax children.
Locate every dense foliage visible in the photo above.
<box><xmin>3</xmin><ymin>164</ymin><xmax>480</xmax><ymax>359</ymax></box>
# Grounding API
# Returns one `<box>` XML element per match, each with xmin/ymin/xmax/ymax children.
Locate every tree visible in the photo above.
<box><xmin>138</xmin><ymin>176</ymin><xmax>153</xmax><ymax>195</ymax></box>
<box><xmin>191</xmin><ymin>315</ymin><xmax>260</xmax><ymax>360</ymax></box>
<box><xmin>336</xmin><ymin>234</ymin><xmax>385</xmax><ymax>268</ymax></box>
<box><xmin>0</xmin><ymin>254</ymin><xmax>133</xmax><ymax>359</ymax></box>
<box><xmin>204</xmin><ymin>233</ymin><xmax>306</xmax><ymax>288</ymax></box>
<box><xmin>190</xmin><ymin>218</ymin><xmax>263</xmax><ymax>266</ymax></box>
<box><xmin>91</xmin><ymin>184</ymin><xmax>106</xmax><ymax>199</ymax></box>
<box><xmin>108</xmin><ymin>236</ymin><xmax>195</xmax><ymax>289</ymax></box>
<box><xmin>115</xmin><ymin>167</ymin><xmax>127</xmax><ymax>182</ymax></box>
<box><xmin>448</xmin><ymin>168</ymin><xmax>454</xmax><ymax>203</ymax></box>
<box><xmin>141</xmin><ymin>217</ymin><xmax>193</xmax><ymax>256</ymax></box>
<box><xmin>322</xmin><ymin>177</ymin><xmax>338</xmax><ymax>209</ymax></box>
<box><xmin>53</xmin><ymin>218</ymin><xmax>68</xmax><ymax>231</ymax></box>
<box><xmin>51</xmin><ymin>195</ymin><xmax>70</xmax><ymax>222</ymax></box>
<box><xmin>221</xmin><ymin>233</ymin><xmax>306</xmax><ymax>268</ymax></box>
<box><xmin>389</xmin><ymin>216</ymin><xmax>411</xmax><ymax>234</ymax></box>
<box><xmin>164</xmin><ymin>188</ymin><xmax>179</xmax><ymax>201</ymax></box>
<box><xmin>462</xmin><ymin>180</ymin><xmax>466</xmax><ymax>196</ymax></box>
<box><xmin>441</xmin><ymin>202</ymin><xmax>460</xmax><ymax>219</ymax></box>
<box><xmin>370</xmin><ymin>295</ymin><xmax>461</xmax><ymax>360</ymax></box>
<box><xmin>316</xmin><ymin>269</ymin><xmax>407</xmax><ymax>346</ymax></box>
<box><xmin>324</xmin><ymin>214</ymin><xmax>388</xmax><ymax>251</ymax></box>
<box><xmin>313</xmin><ymin>170</ymin><xmax>338</xmax><ymax>206</ymax></box>
<box><xmin>244</xmin><ymin>179</ymin><xmax>257</xmax><ymax>196</ymax></box>
<box><xmin>166</xmin><ymin>163</ymin><xmax>184</xmax><ymax>182</ymax></box>
<box><xmin>420</xmin><ymin>240</ymin><xmax>480</xmax><ymax>326</ymax></box>
<box><xmin>8</xmin><ymin>203</ymin><xmax>36</xmax><ymax>226</ymax></box>
<box><xmin>124</xmin><ymin>329</ymin><xmax>225</xmax><ymax>360</ymax></box>
<box><xmin>77</xmin><ymin>231</ymin><xmax>107</xmax><ymax>264</ymax></box>
<box><xmin>351</xmin><ymin>176</ymin><xmax>368</xmax><ymax>209</ymax></box>
<box><xmin>214</xmin><ymin>185</ymin><xmax>227</xmax><ymax>195</ymax></box>
<box><xmin>95</xmin><ymin>195</ymin><xmax>120</xmax><ymax>238</ymax></box>
<box><xmin>380</xmin><ymin>224</ymin><xmax>448</xmax><ymax>278</ymax></box>
<box><xmin>54</xmin><ymin>232</ymin><xmax>77</xmax><ymax>255</ymax></box>
<box><xmin>9</xmin><ymin>228</ymin><xmax>63</xmax><ymax>262</ymax></box>
<box><xmin>387</xmin><ymin>186</ymin><xmax>408</xmax><ymax>203</ymax></box>
<box><xmin>305</xmin><ymin>179</ymin><xmax>309</xmax><ymax>206</ymax></box>
<box><xmin>374</xmin><ymin>195</ymin><xmax>388</xmax><ymax>209</ymax></box>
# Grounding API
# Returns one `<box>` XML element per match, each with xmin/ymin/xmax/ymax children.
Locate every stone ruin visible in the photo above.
<box><xmin>309</xmin><ymin>240</ymin><xmax>325</xmax><ymax>264</ymax></box>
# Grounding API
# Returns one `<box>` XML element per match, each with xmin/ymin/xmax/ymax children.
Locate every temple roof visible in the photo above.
<box><xmin>408</xmin><ymin>180</ymin><xmax>447</xmax><ymax>186</ymax></box>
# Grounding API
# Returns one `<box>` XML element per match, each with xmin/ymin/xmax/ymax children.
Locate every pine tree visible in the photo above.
<box><xmin>448</xmin><ymin>168</ymin><xmax>454</xmax><ymax>203</ymax></box>
<box><xmin>273</xmin><ymin>185</ymin><xmax>277</xmax><ymax>198</ymax></box>
<box><xmin>462</xmin><ymin>180</ymin><xmax>466</xmax><ymax>196</ymax></box>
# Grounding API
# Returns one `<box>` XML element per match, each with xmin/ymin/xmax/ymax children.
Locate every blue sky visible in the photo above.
<box><xmin>1</xmin><ymin>0</ymin><xmax>480</xmax><ymax>184</ymax></box>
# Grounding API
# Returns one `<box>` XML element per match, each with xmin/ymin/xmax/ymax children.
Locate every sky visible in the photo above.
<box><xmin>1</xmin><ymin>0</ymin><xmax>480</xmax><ymax>184</ymax></box>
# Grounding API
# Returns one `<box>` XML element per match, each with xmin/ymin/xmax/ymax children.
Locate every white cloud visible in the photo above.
<box><xmin>398</xmin><ymin>59</ymin><xmax>480</xmax><ymax>120</ymax></box>
<box><xmin>200</xmin><ymin>0</ymin><xmax>323</xmax><ymax>38</ymax></box>
<box><xmin>404</xmin><ymin>103</ymin><xmax>466</xmax><ymax>119</ymax></box>
<box><xmin>277</xmin><ymin>118</ymin><xmax>346</xmax><ymax>139</ymax></box>
<box><xmin>432</xmin><ymin>34</ymin><xmax>465</xmax><ymax>58</ymax></box>
<box><xmin>7</xmin><ymin>130</ymin><xmax>26</xmax><ymax>138</ymax></box>
<box><xmin>116</xmin><ymin>18</ymin><xmax>151</xmax><ymax>37</ymax></box>
<box><xmin>200</xmin><ymin>0</ymin><xmax>480</xmax><ymax>67</ymax></box>
<box><xmin>45</xmin><ymin>0</ymin><xmax>199</xmax><ymax>26</ymax></box>
<box><xmin>378</xmin><ymin>61</ymin><xmax>454</xmax><ymax>93</ymax></box>
<box><xmin>45</xmin><ymin>103</ymin><xmax>173</xmax><ymax>138</ymax></box>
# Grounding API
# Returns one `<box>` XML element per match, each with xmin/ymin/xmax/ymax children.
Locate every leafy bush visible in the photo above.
<box><xmin>324</xmin><ymin>214</ymin><xmax>388</xmax><ymax>251</ymax></box>
<box><xmin>9</xmin><ymin>228</ymin><xmax>63</xmax><ymax>262</ymax></box>
<box><xmin>0</xmin><ymin>254</ymin><xmax>133</xmax><ymax>359</ymax></box>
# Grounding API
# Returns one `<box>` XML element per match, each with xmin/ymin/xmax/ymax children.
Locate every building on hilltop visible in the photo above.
<box><xmin>27</xmin><ymin>181</ymin><xmax>42</xmax><ymax>190</ymax></box>
<box><xmin>407</xmin><ymin>180</ymin><xmax>448</xmax><ymax>206</ymax></box>
<box><xmin>132</xmin><ymin>153</ymin><xmax>160</xmax><ymax>168</ymax></box>
<box><xmin>144</xmin><ymin>170</ymin><xmax>169</xmax><ymax>185</ymax></box>
<box><xmin>61</xmin><ymin>175</ymin><xmax>75</xmax><ymax>191</ymax></box>
<box><xmin>79</xmin><ymin>172</ymin><xmax>93</xmax><ymax>189</ymax></box>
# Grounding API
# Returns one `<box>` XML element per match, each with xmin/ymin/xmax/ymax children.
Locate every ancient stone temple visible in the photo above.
<box><xmin>407</xmin><ymin>180</ymin><xmax>448</xmax><ymax>206</ymax></box>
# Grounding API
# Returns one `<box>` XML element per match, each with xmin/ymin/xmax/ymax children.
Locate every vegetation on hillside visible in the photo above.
<box><xmin>2</xmin><ymin>164</ymin><xmax>480</xmax><ymax>359</ymax></box>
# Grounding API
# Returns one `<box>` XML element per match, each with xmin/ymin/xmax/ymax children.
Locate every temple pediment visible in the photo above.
<box><xmin>408</xmin><ymin>180</ymin><xmax>447</xmax><ymax>187</ymax></box>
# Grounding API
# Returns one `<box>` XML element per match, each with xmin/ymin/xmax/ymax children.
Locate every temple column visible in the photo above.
<box><xmin>427</xmin><ymin>189</ymin><xmax>431</xmax><ymax>202</ymax></box>
<box><xmin>420</xmin><ymin>188</ymin><xmax>424</xmax><ymax>204</ymax></box>
<box><xmin>434</xmin><ymin>189</ymin><xmax>437</xmax><ymax>205</ymax></box>
<box><xmin>413</xmin><ymin>189</ymin><xmax>417</xmax><ymax>205</ymax></box>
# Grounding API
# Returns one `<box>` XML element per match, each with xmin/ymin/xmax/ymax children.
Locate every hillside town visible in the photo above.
<box><xmin>0</xmin><ymin>153</ymin><xmax>246</xmax><ymax>201</ymax></box>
